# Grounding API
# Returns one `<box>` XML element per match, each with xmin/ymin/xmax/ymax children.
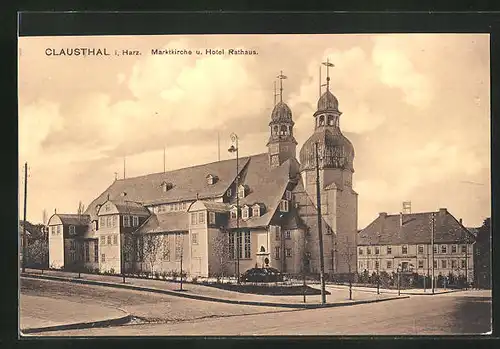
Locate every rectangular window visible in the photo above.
<box><xmin>94</xmin><ymin>242</ymin><xmax>98</xmax><ymax>262</ymax></box>
<box><xmin>451</xmin><ymin>260</ymin><xmax>457</xmax><ymax>269</ymax></box>
<box><xmin>275</xmin><ymin>228</ymin><xmax>280</xmax><ymax>241</ymax></box>
<box><xmin>375</xmin><ymin>260</ymin><xmax>379</xmax><ymax>269</ymax></box>
<box><xmin>375</xmin><ymin>246</ymin><xmax>380</xmax><ymax>255</ymax></box>
<box><xmin>100</xmin><ymin>217</ymin><xmax>105</xmax><ymax>229</ymax></box>
<box><xmin>113</xmin><ymin>234</ymin><xmax>118</xmax><ymax>245</ymax></box>
<box><xmin>209</xmin><ymin>212</ymin><xmax>216</xmax><ymax>224</ymax></box>
<box><xmin>359</xmin><ymin>261</ymin><xmax>364</xmax><ymax>270</ymax></box>
<box><xmin>229</xmin><ymin>233</ymin><xmax>235</xmax><ymax>260</ymax></box>
<box><xmin>69</xmin><ymin>225</ymin><xmax>76</xmax><ymax>235</ymax></box>
<box><xmin>367</xmin><ymin>247</ymin><xmax>371</xmax><ymax>255</ymax></box>
<box><xmin>191</xmin><ymin>213</ymin><xmax>197</xmax><ymax>225</ymax></box>
<box><xmin>112</xmin><ymin>215</ymin><xmax>117</xmax><ymax>227</ymax></box>
<box><xmin>387</xmin><ymin>246</ymin><xmax>392</xmax><ymax>255</ymax></box>
<box><xmin>163</xmin><ymin>236</ymin><xmax>170</xmax><ymax>261</ymax></box>
<box><xmin>123</xmin><ymin>215</ymin><xmax>130</xmax><ymax>227</ymax></box>
<box><xmin>70</xmin><ymin>240</ymin><xmax>76</xmax><ymax>250</ymax></box>
<box><xmin>51</xmin><ymin>226</ymin><xmax>55</xmax><ymax>235</ymax></box>
<box><xmin>275</xmin><ymin>246</ymin><xmax>280</xmax><ymax>259</ymax></box>
<box><xmin>230</xmin><ymin>209</ymin><xmax>237</xmax><ymax>219</ymax></box>
<box><xmin>244</xmin><ymin>231</ymin><xmax>251</xmax><ymax>259</ymax></box>
<box><xmin>358</xmin><ymin>247</ymin><xmax>363</xmax><ymax>255</ymax></box>
<box><xmin>85</xmin><ymin>242</ymin><xmax>90</xmax><ymax>262</ymax></box>
<box><xmin>367</xmin><ymin>260</ymin><xmax>371</xmax><ymax>269</ymax></box>
<box><xmin>124</xmin><ymin>252</ymin><xmax>130</xmax><ymax>262</ymax></box>
<box><xmin>192</xmin><ymin>232</ymin><xmax>198</xmax><ymax>245</ymax></box>
<box><xmin>418</xmin><ymin>245</ymin><xmax>424</xmax><ymax>254</ymax></box>
<box><xmin>237</xmin><ymin>232</ymin><xmax>243</xmax><ymax>259</ymax></box>
<box><xmin>441</xmin><ymin>245</ymin><xmax>447</xmax><ymax>254</ymax></box>
<box><xmin>133</xmin><ymin>216</ymin><xmax>139</xmax><ymax>227</ymax></box>
<box><xmin>461</xmin><ymin>245</ymin><xmax>466</xmax><ymax>253</ymax></box>
<box><xmin>106</xmin><ymin>216</ymin><xmax>112</xmax><ymax>228</ymax></box>
<box><xmin>101</xmin><ymin>254</ymin><xmax>106</xmax><ymax>262</ymax></box>
<box><xmin>285</xmin><ymin>190</ymin><xmax>292</xmax><ymax>200</ymax></box>
<box><xmin>242</xmin><ymin>208</ymin><xmax>249</xmax><ymax>219</ymax></box>
<box><xmin>252</xmin><ymin>207</ymin><xmax>260</xmax><ymax>217</ymax></box>
<box><xmin>182</xmin><ymin>202</ymin><xmax>186</xmax><ymax>210</ymax></box>
<box><xmin>57</xmin><ymin>225</ymin><xmax>61</xmax><ymax>235</ymax></box>
<box><xmin>279</xmin><ymin>200</ymin><xmax>289</xmax><ymax>212</ymax></box>
<box><xmin>137</xmin><ymin>237</ymin><xmax>144</xmax><ymax>261</ymax></box>
<box><xmin>100</xmin><ymin>235</ymin><xmax>106</xmax><ymax>245</ymax></box>
<box><xmin>461</xmin><ymin>259</ymin><xmax>466</xmax><ymax>268</ymax></box>
<box><xmin>285</xmin><ymin>248</ymin><xmax>292</xmax><ymax>258</ymax></box>
<box><xmin>418</xmin><ymin>260</ymin><xmax>424</xmax><ymax>269</ymax></box>
<box><xmin>402</xmin><ymin>245</ymin><xmax>408</xmax><ymax>254</ymax></box>
<box><xmin>284</xmin><ymin>230</ymin><xmax>291</xmax><ymax>239</ymax></box>
<box><xmin>107</xmin><ymin>235</ymin><xmax>112</xmax><ymax>245</ymax></box>
<box><xmin>198</xmin><ymin>212</ymin><xmax>205</xmax><ymax>224</ymax></box>
<box><xmin>451</xmin><ymin>245</ymin><xmax>457</xmax><ymax>253</ymax></box>
<box><xmin>433</xmin><ymin>260</ymin><xmax>438</xmax><ymax>268</ymax></box>
<box><xmin>441</xmin><ymin>259</ymin><xmax>447</xmax><ymax>269</ymax></box>
<box><xmin>386</xmin><ymin>260</ymin><xmax>392</xmax><ymax>269</ymax></box>
<box><xmin>69</xmin><ymin>251</ymin><xmax>76</xmax><ymax>262</ymax></box>
<box><xmin>433</xmin><ymin>245</ymin><xmax>438</xmax><ymax>253</ymax></box>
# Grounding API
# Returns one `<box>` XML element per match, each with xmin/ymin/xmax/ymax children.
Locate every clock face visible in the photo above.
<box><xmin>270</xmin><ymin>144</ymin><xmax>279</xmax><ymax>154</ymax></box>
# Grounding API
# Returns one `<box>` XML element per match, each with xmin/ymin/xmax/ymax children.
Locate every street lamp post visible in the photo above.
<box><xmin>397</xmin><ymin>264</ymin><xmax>401</xmax><ymax>296</ymax></box>
<box><xmin>228</xmin><ymin>133</ymin><xmax>241</xmax><ymax>285</ymax></box>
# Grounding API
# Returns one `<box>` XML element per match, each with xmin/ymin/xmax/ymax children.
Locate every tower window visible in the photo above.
<box><xmin>319</xmin><ymin>115</ymin><xmax>325</xmax><ymax>126</ymax></box>
<box><xmin>279</xmin><ymin>200</ymin><xmax>289</xmax><ymax>212</ymax></box>
<box><xmin>280</xmin><ymin>125</ymin><xmax>287</xmax><ymax>135</ymax></box>
<box><xmin>273</xmin><ymin>125</ymin><xmax>279</xmax><ymax>135</ymax></box>
<box><xmin>328</xmin><ymin>116</ymin><xmax>334</xmax><ymax>125</ymax></box>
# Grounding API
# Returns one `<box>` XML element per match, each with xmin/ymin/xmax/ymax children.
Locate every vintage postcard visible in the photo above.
<box><xmin>18</xmin><ymin>32</ymin><xmax>492</xmax><ymax>336</ymax></box>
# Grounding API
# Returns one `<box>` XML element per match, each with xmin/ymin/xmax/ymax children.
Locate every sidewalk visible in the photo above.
<box><xmin>313</xmin><ymin>283</ymin><xmax>464</xmax><ymax>296</ymax></box>
<box><xmin>20</xmin><ymin>294</ymin><xmax>130</xmax><ymax>334</ymax></box>
<box><xmin>21</xmin><ymin>268</ymin><xmax>408</xmax><ymax>309</ymax></box>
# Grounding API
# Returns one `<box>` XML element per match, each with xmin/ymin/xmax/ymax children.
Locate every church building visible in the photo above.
<box><xmin>47</xmin><ymin>65</ymin><xmax>359</xmax><ymax>278</ymax></box>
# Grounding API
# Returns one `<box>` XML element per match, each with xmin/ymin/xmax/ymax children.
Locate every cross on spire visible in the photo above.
<box><xmin>321</xmin><ymin>58</ymin><xmax>334</xmax><ymax>91</ymax></box>
<box><xmin>276</xmin><ymin>70</ymin><xmax>287</xmax><ymax>102</ymax></box>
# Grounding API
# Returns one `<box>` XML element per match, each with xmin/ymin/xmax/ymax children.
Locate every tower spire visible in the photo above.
<box><xmin>273</xmin><ymin>80</ymin><xmax>278</xmax><ymax>106</ymax></box>
<box><xmin>321</xmin><ymin>58</ymin><xmax>334</xmax><ymax>91</ymax></box>
<box><xmin>277</xmin><ymin>71</ymin><xmax>287</xmax><ymax>103</ymax></box>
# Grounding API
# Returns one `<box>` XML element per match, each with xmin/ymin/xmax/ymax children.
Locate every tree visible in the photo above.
<box><xmin>212</xmin><ymin>230</ymin><xmax>230</xmax><ymax>282</ymax></box>
<box><xmin>339</xmin><ymin>236</ymin><xmax>355</xmax><ymax>300</ymax></box>
<box><xmin>142</xmin><ymin>234</ymin><xmax>162</xmax><ymax>276</ymax></box>
<box><xmin>27</xmin><ymin>238</ymin><xmax>49</xmax><ymax>268</ymax></box>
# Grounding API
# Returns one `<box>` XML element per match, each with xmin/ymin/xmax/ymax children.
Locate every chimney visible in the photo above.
<box><xmin>459</xmin><ymin>218</ymin><xmax>463</xmax><ymax>225</ymax></box>
<box><xmin>439</xmin><ymin>208</ymin><xmax>447</xmax><ymax>216</ymax></box>
<box><xmin>379</xmin><ymin>212</ymin><xmax>387</xmax><ymax>218</ymax></box>
<box><xmin>54</xmin><ymin>208</ymin><xmax>57</xmax><ymax>214</ymax></box>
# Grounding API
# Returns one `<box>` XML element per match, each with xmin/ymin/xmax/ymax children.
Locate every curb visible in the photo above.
<box><xmin>21</xmin><ymin>313</ymin><xmax>132</xmax><ymax>335</ymax></box>
<box><xmin>21</xmin><ymin>273</ymin><xmax>409</xmax><ymax>309</ymax></box>
<box><xmin>317</xmin><ymin>284</ymin><xmax>464</xmax><ymax>296</ymax></box>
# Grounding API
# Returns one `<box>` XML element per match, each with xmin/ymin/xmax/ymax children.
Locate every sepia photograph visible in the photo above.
<box><xmin>18</xmin><ymin>32</ymin><xmax>492</xmax><ymax>336</ymax></box>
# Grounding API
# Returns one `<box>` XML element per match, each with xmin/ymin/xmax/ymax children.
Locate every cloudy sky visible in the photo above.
<box><xmin>18</xmin><ymin>34</ymin><xmax>490</xmax><ymax>228</ymax></box>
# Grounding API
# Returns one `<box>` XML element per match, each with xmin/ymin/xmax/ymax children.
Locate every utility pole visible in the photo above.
<box><xmin>431</xmin><ymin>212</ymin><xmax>435</xmax><ymax>294</ymax></box>
<box><xmin>303</xmin><ymin>229</ymin><xmax>307</xmax><ymax>303</ymax></box>
<box><xmin>22</xmin><ymin>162</ymin><xmax>28</xmax><ymax>273</ymax></box>
<box><xmin>465</xmin><ymin>230</ymin><xmax>469</xmax><ymax>290</ymax></box>
<box><xmin>314</xmin><ymin>142</ymin><xmax>326</xmax><ymax>304</ymax></box>
<box><xmin>228</xmin><ymin>133</ymin><xmax>240</xmax><ymax>284</ymax></box>
<box><xmin>425</xmin><ymin>244</ymin><xmax>429</xmax><ymax>293</ymax></box>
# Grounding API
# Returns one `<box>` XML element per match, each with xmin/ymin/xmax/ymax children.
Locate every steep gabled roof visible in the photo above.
<box><xmin>226</xmin><ymin>155</ymin><xmax>299</xmax><ymax>229</ymax></box>
<box><xmin>51</xmin><ymin>214</ymin><xmax>90</xmax><ymax>226</ymax></box>
<box><xmin>98</xmin><ymin>200</ymin><xmax>151</xmax><ymax>216</ymax></box>
<box><xmin>84</xmin><ymin>155</ymin><xmax>253</xmax><ymax>221</ymax></box>
<box><xmin>358</xmin><ymin>210</ymin><xmax>476</xmax><ymax>246</ymax></box>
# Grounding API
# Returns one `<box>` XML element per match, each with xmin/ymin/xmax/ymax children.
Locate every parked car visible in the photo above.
<box><xmin>241</xmin><ymin>267</ymin><xmax>284</xmax><ymax>283</ymax></box>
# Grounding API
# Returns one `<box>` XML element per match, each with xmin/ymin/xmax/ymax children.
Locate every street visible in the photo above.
<box><xmin>21</xmin><ymin>278</ymin><xmax>491</xmax><ymax>336</ymax></box>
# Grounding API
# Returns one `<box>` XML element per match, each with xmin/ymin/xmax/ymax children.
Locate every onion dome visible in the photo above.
<box><xmin>315</xmin><ymin>89</ymin><xmax>339</xmax><ymax>115</ymax></box>
<box><xmin>270</xmin><ymin>101</ymin><xmax>294</xmax><ymax>124</ymax></box>
<box><xmin>299</xmin><ymin>128</ymin><xmax>355</xmax><ymax>172</ymax></box>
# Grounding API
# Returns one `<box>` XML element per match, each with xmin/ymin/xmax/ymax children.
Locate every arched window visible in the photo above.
<box><xmin>280</xmin><ymin>125</ymin><xmax>287</xmax><ymax>135</ymax></box>
<box><xmin>319</xmin><ymin>115</ymin><xmax>325</xmax><ymax>126</ymax></box>
<box><xmin>260</xmin><ymin>246</ymin><xmax>266</xmax><ymax>252</ymax></box>
<box><xmin>328</xmin><ymin>116</ymin><xmax>334</xmax><ymax>125</ymax></box>
<box><xmin>273</xmin><ymin>125</ymin><xmax>279</xmax><ymax>135</ymax></box>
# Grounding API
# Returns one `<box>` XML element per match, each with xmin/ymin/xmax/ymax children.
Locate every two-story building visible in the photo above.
<box><xmin>357</xmin><ymin>208</ymin><xmax>476</xmax><ymax>283</ymax></box>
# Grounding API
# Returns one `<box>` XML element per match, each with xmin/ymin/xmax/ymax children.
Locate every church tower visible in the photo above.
<box><xmin>267</xmin><ymin>71</ymin><xmax>297</xmax><ymax>168</ymax></box>
<box><xmin>299</xmin><ymin>59</ymin><xmax>358</xmax><ymax>275</ymax></box>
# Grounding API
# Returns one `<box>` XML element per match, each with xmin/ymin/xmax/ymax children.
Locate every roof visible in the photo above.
<box><xmin>226</xmin><ymin>154</ymin><xmax>299</xmax><ymax>229</ymax></box>
<box><xmin>84</xmin><ymin>155</ymin><xmax>253</xmax><ymax>221</ymax></box>
<box><xmin>358</xmin><ymin>210</ymin><xmax>476</xmax><ymax>246</ymax></box>
<box><xmin>191</xmin><ymin>201</ymin><xmax>230</xmax><ymax>213</ymax></box>
<box><xmin>99</xmin><ymin>200</ymin><xmax>151</xmax><ymax>216</ymax></box>
<box><xmin>53</xmin><ymin>214</ymin><xmax>90</xmax><ymax>226</ymax></box>
<box><xmin>136</xmin><ymin>211</ymin><xmax>189</xmax><ymax>234</ymax></box>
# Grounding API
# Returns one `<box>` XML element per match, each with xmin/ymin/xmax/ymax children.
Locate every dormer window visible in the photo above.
<box><xmin>252</xmin><ymin>204</ymin><xmax>261</xmax><ymax>217</ymax></box>
<box><xmin>279</xmin><ymin>199</ymin><xmax>289</xmax><ymax>213</ymax></box>
<box><xmin>230</xmin><ymin>206</ymin><xmax>238</xmax><ymax>219</ymax></box>
<box><xmin>284</xmin><ymin>190</ymin><xmax>292</xmax><ymax>200</ymax></box>
<box><xmin>206</xmin><ymin>174</ymin><xmax>218</xmax><ymax>185</ymax></box>
<box><xmin>160</xmin><ymin>181</ymin><xmax>173</xmax><ymax>192</ymax></box>
<box><xmin>238</xmin><ymin>184</ymin><xmax>247</xmax><ymax>199</ymax></box>
<box><xmin>227</xmin><ymin>188</ymin><xmax>232</xmax><ymax>197</ymax></box>
<box><xmin>69</xmin><ymin>225</ymin><xmax>76</xmax><ymax>235</ymax></box>
<box><xmin>242</xmin><ymin>206</ymin><xmax>250</xmax><ymax>220</ymax></box>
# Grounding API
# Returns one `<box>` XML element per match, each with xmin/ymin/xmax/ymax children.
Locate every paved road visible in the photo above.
<box><xmin>20</xmin><ymin>277</ymin><xmax>296</xmax><ymax>325</ymax></box>
<box><xmin>33</xmin><ymin>290</ymin><xmax>491</xmax><ymax>336</ymax></box>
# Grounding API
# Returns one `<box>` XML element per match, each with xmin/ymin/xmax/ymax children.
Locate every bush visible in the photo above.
<box><xmin>144</xmin><ymin>271</ymin><xmax>150</xmax><ymax>278</ymax></box>
<box><xmin>192</xmin><ymin>276</ymin><xmax>199</xmax><ymax>284</ymax></box>
<box><xmin>109</xmin><ymin>268</ymin><xmax>115</xmax><ymax>275</ymax></box>
<box><xmin>154</xmin><ymin>271</ymin><xmax>160</xmax><ymax>279</ymax></box>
